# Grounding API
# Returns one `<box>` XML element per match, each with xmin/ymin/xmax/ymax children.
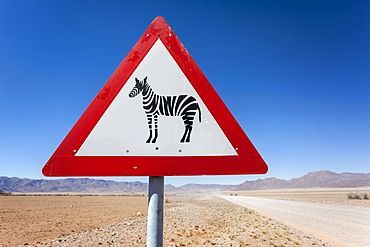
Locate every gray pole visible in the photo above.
<box><xmin>147</xmin><ymin>176</ymin><xmax>164</xmax><ymax>247</ymax></box>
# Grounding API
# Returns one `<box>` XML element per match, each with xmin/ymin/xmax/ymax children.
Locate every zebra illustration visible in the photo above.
<box><xmin>129</xmin><ymin>76</ymin><xmax>202</xmax><ymax>143</ymax></box>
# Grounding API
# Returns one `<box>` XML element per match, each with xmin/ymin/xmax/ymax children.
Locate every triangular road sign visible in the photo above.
<box><xmin>42</xmin><ymin>17</ymin><xmax>268</xmax><ymax>177</ymax></box>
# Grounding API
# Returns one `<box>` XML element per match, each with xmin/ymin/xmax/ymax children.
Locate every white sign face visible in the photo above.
<box><xmin>76</xmin><ymin>40</ymin><xmax>237</xmax><ymax>156</ymax></box>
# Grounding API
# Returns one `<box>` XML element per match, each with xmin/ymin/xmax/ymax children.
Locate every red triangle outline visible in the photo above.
<box><xmin>42</xmin><ymin>17</ymin><xmax>268</xmax><ymax>177</ymax></box>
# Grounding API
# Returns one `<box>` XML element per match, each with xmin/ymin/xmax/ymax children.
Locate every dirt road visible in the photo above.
<box><xmin>221</xmin><ymin>196</ymin><xmax>370</xmax><ymax>247</ymax></box>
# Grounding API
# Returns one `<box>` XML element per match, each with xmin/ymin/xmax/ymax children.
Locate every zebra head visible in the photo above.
<box><xmin>129</xmin><ymin>77</ymin><xmax>147</xmax><ymax>98</ymax></box>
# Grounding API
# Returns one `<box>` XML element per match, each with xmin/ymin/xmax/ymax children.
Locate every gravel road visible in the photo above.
<box><xmin>221</xmin><ymin>196</ymin><xmax>370</xmax><ymax>247</ymax></box>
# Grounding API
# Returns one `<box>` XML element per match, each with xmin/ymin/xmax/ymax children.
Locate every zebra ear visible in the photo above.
<box><xmin>144</xmin><ymin>76</ymin><xmax>148</xmax><ymax>82</ymax></box>
<box><xmin>135</xmin><ymin>78</ymin><xmax>139</xmax><ymax>83</ymax></box>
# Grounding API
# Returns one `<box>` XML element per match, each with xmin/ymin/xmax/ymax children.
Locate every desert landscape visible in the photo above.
<box><xmin>3</xmin><ymin>189</ymin><xmax>368</xmax><ymax>246</ymax></box>
<box><xmin>1</xmin><ymin>172</ymin><xmax>369</xmax><ymax>246</ymax></box>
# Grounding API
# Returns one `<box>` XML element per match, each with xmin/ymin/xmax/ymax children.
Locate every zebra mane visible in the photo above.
<box><xmin>142</xmin><ymin>77</ymin><xmax>151</xmax><ymax>94</ymax></box>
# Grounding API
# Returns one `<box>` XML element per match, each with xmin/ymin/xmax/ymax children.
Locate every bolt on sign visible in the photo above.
<box><xmin>42</xmin><ymin>17</ymin><xmax>268</xmax><ymax>177</ymax></box>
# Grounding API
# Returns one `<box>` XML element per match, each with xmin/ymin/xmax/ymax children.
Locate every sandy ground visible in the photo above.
<box><xmin>0</xmin><ymin>195</ymin><xmax>332</xmax><ymax>247</ymax></box>
<box><xmin>0</xmin><ymin>195</ymin><xmax>148</xmax><ymax>246</ymax></box>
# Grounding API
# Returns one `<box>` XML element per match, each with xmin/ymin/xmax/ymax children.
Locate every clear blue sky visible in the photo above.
<box><xmin>1</xmin><ymin>0</ymin><xmax>369</xmax><ymax>186</ymax></box>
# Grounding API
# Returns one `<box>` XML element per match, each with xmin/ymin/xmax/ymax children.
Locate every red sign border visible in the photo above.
<box><xmin>42</xmin><ymin>17</ymin><xmax>268</xmax><ymax>177</ymax></box>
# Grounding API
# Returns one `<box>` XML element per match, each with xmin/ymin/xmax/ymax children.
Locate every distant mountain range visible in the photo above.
<box><xmin>1</xmin><ymin>171</ymin><xmax>369</xmax><ymax>193</ymax></box>
<box><xmin>0</xmin><ymin>176</ymin><xmax>227</xmax><ymax>194</ymax></box>
<box><xmin>226</xmin><ymin>171</ymin><xmax>370</xmax><ymax>191</ymax></box>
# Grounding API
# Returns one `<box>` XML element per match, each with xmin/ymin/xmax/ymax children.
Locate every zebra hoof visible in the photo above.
<box><xmin>180</xmin><ymin>138</ymin><xmax>190</xmax><ymax>143</ymax></box>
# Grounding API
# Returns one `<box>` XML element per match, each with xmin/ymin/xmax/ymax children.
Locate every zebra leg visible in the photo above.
<box><xmin>180</xmin><ymin>115</ymin><xmax>194</xmax><ymax>143</ymax></box>
<box><xmin>152</xmin><ymin>115</ymin><xmax>158</xmax><ymax>143</ymax></box>
<box><xmin>146</xmin><ymin>115</ymin><xmax>153</xmax><ymax>143</ymax></box>
<box><xmin>186</xmin><ymin>125</ymin><xmax>193</xmax><ymax>142</ymax></box>
<box><xmin>180</xmin><ymin>127</ymin><xmax>188</xmax><ymax>143</ymax></box>
<box><xmin>181</xmin><ymin>125</ymin><xmax>193</xmax><ymax>143</ymax></box>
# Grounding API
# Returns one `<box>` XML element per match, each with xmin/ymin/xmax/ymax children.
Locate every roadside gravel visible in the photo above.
<box><xmin>30</xmin><ymin>196</ymin><xmax>331</xmax><ymax>247</ymax></box>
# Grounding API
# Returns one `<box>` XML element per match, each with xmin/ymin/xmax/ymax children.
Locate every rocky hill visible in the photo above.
<box><xmin>0</xmin><ymin>189</ymin><xmax>11</xmax><ymax>195</ymax></box>
<box><xmin>226</xmin><ymin>171</ymin><xmax>370</xmax><ymax>191</ymax></box>
<box><xmin>0</xmin><ymin>176</ymin><xmax>227</xmax><ymax>193</ymax></box>
<box><xmin>0</xmin><ymin>177</ymin><xmax>148</xmax><ymax>193</ymax></box>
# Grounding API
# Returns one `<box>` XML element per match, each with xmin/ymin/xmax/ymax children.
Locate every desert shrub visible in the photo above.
<box><xmin>362</xmin><ymin>193</ymin><xmax>369</xmax><ymax>200</ymax></box>
<box><xmin>348</xmin><ymin>192</ymin><xmax>370</xmax><ymax>200</ymax></box>
<box><xmin>347</xmin><ymin>193</ymin><xmax>361</xmax><ymax>200</ymax></box>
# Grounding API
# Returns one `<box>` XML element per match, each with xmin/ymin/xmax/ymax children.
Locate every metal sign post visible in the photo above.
<box><xmin>147</xmin><ymin>176</ymin><xmax>164</xmax><ymax>247</ymax></box>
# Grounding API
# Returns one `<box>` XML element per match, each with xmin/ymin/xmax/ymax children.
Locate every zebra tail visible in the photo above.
<box><xmin>197</xmin><ymin>103</ymin><xmax>202</xmax><ymax>123</ymax></box>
